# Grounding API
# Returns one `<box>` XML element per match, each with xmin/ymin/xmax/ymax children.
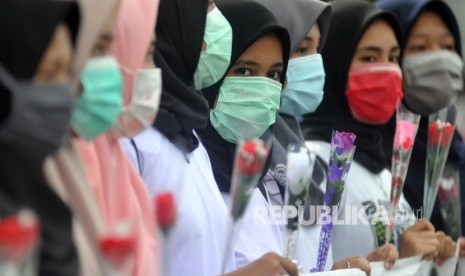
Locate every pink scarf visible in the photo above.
<box><xmin>76</xmin><ymin>0</ymin><xmax>160</xmax><ymax>274</ymax></box>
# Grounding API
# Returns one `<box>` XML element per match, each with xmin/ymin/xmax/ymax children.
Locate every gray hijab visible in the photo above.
<box><xmin>254</xmin><ymin>0</ymin><xmax>331</xmax><ymax>53</ymax></box>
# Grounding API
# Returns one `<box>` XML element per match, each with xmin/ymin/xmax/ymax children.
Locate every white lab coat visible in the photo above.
<box><xmin>120</xmin><ymin>128</ymin><xmax>235</xmax><ymax>275</ymax></box>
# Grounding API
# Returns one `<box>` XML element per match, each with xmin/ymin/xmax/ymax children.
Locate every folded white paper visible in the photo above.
<box><xmin>370</xmin><ymin>256</ymin><xmax>427</xmax><ymax>276</ymax></box>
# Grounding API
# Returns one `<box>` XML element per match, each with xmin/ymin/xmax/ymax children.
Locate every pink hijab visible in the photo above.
<box><xmin>110</xmin><ymin>0</ymin><xmax>159</xmax><ymax>106</ymax></box>
<box><xmin>76</xmin><ymin>0</ymin><xmax>160</xmax><ymax>275</ymax></box>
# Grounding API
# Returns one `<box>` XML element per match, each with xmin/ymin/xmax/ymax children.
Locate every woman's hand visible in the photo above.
<box><xmin>366</xmin><ymin>244</ymin><xmax>398</xmax><ymax>270</ymax></box>
<box><xmin>399</xmin><ymin>219</ymin><xmax>440</xmax><ymax>260</ymax></box>
<box><xmin>434</xmin><ymin>231</ymin><xmax>456</xmax><ymax>266</ymax></box>
<box><xmin>225</xmin><ymin>252</ymin><xmax>298</xmax><ymax>276</ymax></box>
<box><xmin>332</xmin><ymin>256</ymin><xmax>371</xmax><ymax>276</ymax></box>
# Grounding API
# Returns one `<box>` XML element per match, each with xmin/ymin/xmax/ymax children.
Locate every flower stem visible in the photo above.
<box><xmin>162</xmin><ymin>233</ymin><xmax>171</xmax><ymax>276</ymax></box>
<box><xmin>221</xmin><ymin>220</ymin><xmax>236</xmax><ymax>275</ymax></box>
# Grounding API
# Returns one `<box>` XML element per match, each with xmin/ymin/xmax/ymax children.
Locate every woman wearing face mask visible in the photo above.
<box><xmin>122</xmin><ymin>0</ymin><xmax>300</xmax><ymax>274</ymax></box>
<box><xmin>254</xmin><ymin>0</ymin><xmax>331</xmax><ymax>210</ymax></box>
<box><xmin>378</xmin><ymin>0</ymin><xmax>465</xmax><ymax>253</ymax></box>
<box><xmin>69</xmin><ymin>0</ymin><xmax>161</xmax><ymax>275</ymax></box>
<box><xmin>253</xmin><ymin>0</ymin><xmax>371</xmax><ymax>273</ymax></box>
<box><xmin>258</xmin><ymin>0</ymin><xmax>334</xmax><ymax>271</ymax></box>
<box><xmin>195</xmin><ymin>0</ymin><xmax>298</xmax><ymax>270</ymax></box>
<box><xmin>121</xmin><ymin>0</ymin><xmax>236</xmax><ymax>274</ymax></box>
<box><xmin>301</xmin><ymin>0</ymin><xmax>447</xmax><ymax>269</ymax></box>
<box><xmin>0</xmin><ymin>1</ymin><xmax>80</xmax><ymax>274</ymax></box>
<box><xmin>44</xmin><ymin>1</ymin><xmax>124</xmax><ymax>275</ymax></box>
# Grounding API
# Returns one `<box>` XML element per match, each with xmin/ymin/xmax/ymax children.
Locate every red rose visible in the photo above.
<box><xmin>99</xmin><ymin>235</ymin><xmax>135</xmax><ymax>267</ymax></box>
<box><xmin>441</xmin><ymin>124</ymin><xmax>455</xmax><ymax>148</ymax></box>
<box><xmin>429</xmin><ymin>121</ymin><xmax>455</xmax><ymax>148</ymax></box>
<box><xmin>428</xmin><ymin>121</ymin><xmax>441</xmax><ymax>147</ymax></box>
<box><xmin>0</xmin><ymin>212</ymin><xmax>40</xmax><ymax>262</ymax></box>
<box><xmin>402</xmin><ymin>137</ymin><xmax>413</xmax><ymax>151</ymax></box>
<box><xmin>237</xmin><ymin>140</ymin><xmax>268</xmax><ymax>175</ymax></box>
<box><xmin>392</xmin><ymin>177</ymin><xmax>402</xmax><ymax>188</ymax></box>
<box><xmin>155</xmin><ymin>192</ymin><xmax>177</xmax><ymax>232</ymax></box>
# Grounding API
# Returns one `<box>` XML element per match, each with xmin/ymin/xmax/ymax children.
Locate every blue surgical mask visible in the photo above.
<box><xmin>279</xmin><ymin>54</ymin><xmax>325</xmax><ymax>116</ymax></box>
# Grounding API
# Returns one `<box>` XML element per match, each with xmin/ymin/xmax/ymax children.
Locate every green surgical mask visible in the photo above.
<box><xmin>193</xmin><ymin>7</ymin><xmax>232</xmax><ymax>90</ymax></box>
<box><xmin>71</xmin><ymin>56</ymin><xmax>124</xmax><ymax>140</ymax></box>
<box><xmin>210</xmin><ymin>77</ymin><xmax>282</xmax><ymax>143</ymax></box>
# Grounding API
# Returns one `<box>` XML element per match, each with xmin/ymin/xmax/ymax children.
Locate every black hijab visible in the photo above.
<box><xmin>378</xmin><ymin>0</ymin><xmax>465</xmax><ymax>233</ymax></box>
<box><xmin>0</xmin><ymin>1</ymin><xmax>80</xmax><ymax>275</ymax></box>
<box><xmin>196</xmin><ymin>0</ymin><xmax>291</xmax><ymax>193</ymax></box>
<box><xmin>153</xmin><ymin>0</ymin><xmax>211</xmax><ymax>153</ymax></box>
<box><xmin>0</xmin><ymin>0</ymin><xmax>79</xmax><ymax>124</ymax></box>
<box><xmin>300</xmin><ymin>0</ymin><xmax>402</xmax><ymax>174</ymax></box>
<box><xmin>0</xmin><ymin>1</ymin><xmax>80</xmax><ymax>80</ymax></box>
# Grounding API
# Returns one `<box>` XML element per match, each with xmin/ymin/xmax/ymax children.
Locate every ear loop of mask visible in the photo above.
<box><xmin>120</xmin><ymin>65</ymin><xmax>135</xmax><ymax>77</ymax></box>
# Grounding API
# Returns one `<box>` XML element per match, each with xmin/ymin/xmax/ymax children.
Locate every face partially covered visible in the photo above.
<box><xmin>280</xmin><ymin>21</ymin><xmax>326</xmax><ymax>117</ymax></box>
<box><xmin>71</xmin><ymin>4</ymin><xmax>124</xmax><ymax>141</ymax></box>
<box><xmin>210</xmin><ymin>32</ymin><xmax>285</xmax><ymax>143</ymax></box>
<box><xmin>401</xmin><ymin>10</ymin><xmax>463</xmax><ymax>116</ymax></box>
<box><xmin>345</xmin><ymin>19</ymin><xmax>403</xmax><ymax>125</ymax></box>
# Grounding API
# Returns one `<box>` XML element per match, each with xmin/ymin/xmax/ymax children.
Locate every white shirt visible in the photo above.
<box><xmin>222</xmin><ymin>188</ymin><xmax>284</xmax><ymax>269</ymax></box>
<box><xmin>120</xmin><ymin>128</ymin><xmax>235</xmax><ymax>275</ymax></box>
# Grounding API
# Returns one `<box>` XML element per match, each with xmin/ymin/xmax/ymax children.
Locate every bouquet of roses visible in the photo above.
<box><xmin>99</xmin><ymin>221</ymin><xmax>135</xmax><ymax>276</ymax></box>
<box><xmin>222</xmin><ymin>138</ymin><xmax>270</xmax><ymax>274</ymax></box>
<box><xmin>385</xmin><ymin>103</ymin><xmax>420</xmax><ymax>244</ymax></box>
<box><xmin>0</xmin><ymin>210</ymin><xmax>40</xmax><ymax>276</ymax></box>
<box><xmin>312</xmin><ymin>131</ymin><xmax>356</xmax><ymax>272</ymax></box>
<box><xmin>438</xmin><ymin>163</ymin><xmax>461</xmax><ymax>241</ymax></box>
<box><xmin>284</xmin><ymin>145</ymin><xmax>316</xmax><ymax>259</ymax></box>
<box><xmin>423</xmin><ymin>107</ymin><xmax>456</xmax><ymax>220</ymax></box>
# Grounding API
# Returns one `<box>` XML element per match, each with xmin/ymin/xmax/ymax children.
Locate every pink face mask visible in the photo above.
<box><xmin>345</xmin><ymin>63</ymin><xmax>403</xmax><ymax>125</ymax></box>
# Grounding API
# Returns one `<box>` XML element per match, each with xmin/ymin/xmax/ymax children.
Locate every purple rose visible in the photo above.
<box><xmin>313</xmin><ymin>130</ymin><xmax>356</xmax><ymax>273</ymax></box>
<box><xmin>334</xmin><ymin>131</ymin><xmax>356</xmax><ymax>156</ymax></box>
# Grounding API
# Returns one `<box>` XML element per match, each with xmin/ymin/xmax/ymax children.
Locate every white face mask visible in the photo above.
<box><xmin>111</xmin><ymin>68</ymin><xmax>162</xmax><ymax>138</ymax></box>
